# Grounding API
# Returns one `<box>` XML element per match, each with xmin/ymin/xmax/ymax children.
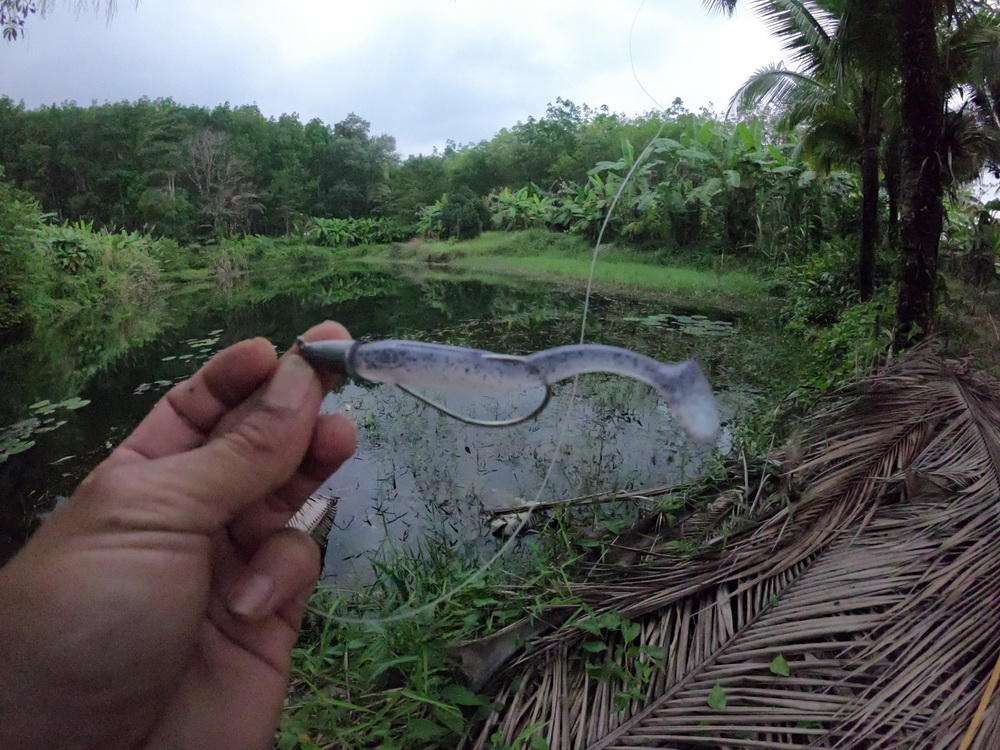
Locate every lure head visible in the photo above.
<box><xmin>296</xmin><ymin>337</ymin><xmax>355</xmax><ymax>374</ymax></box>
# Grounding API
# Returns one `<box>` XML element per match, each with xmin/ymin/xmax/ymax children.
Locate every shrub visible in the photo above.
<box><xmin>33</xmin><ymin>220</ymin><xmax>162</xmax><ymax>311</ymax></box>
<box><xmin>0</xmin><ymin>176</ymin><xmax>45</xmax><ymax>330</ymax></box>
<box><xmin>440</xmin><ymin>188</ymin><xmax>490</xmax><ymax>241</ymax></box>
<box><xmin>779</xmin><ymin>242</ymin><xmax>860</xmax><ymax>331</ymax></box>
<box><xmin>306</xmin><ymin>216</ymin><xmax>415</xmax><ymax>247</ymax></box>
<box><xmin>776</xmin><ymin>239</ymin><xmax>896</xmax><ymax>391</ymax></box>
<box><xmin>801</xmin><ymin>290</ymin><xmax>894</xmax><ymax>390</ymax></box>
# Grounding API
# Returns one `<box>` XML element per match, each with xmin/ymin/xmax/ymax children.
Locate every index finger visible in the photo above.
<box><xmin>115</xmin><ymin>337</ymin><xmax>278</xmax><ymax>462</ymax></box>
<box><xmin>113</xmin><ymin>322</ymin><xmax>351</xmax><ymax>464</ymax></box>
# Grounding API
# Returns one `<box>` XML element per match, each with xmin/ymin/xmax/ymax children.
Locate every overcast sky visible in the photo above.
<box><xmin>0</xmin><ymin>0</ymin><xmax>784</xmax><ymax>156</ymax></box>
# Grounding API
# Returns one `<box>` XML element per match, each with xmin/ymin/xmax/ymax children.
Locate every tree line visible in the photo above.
<box><xmin>0</xmin><ymin>98</ymin><xmax>398</xmax><ymax>238</ymax></box>
<box><xmin>0</xmin><ymin>96</ymin><xmax>732</xmax><ymax>241</ymax></box>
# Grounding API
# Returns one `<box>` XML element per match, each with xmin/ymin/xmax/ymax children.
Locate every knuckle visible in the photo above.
<box><xmin>74</xmin><ymin>462</ymin><xmax>122</xmax><ymax>506</ymax></box>
<box><xmin>225</xmin><ymin>409</ymin><xmax>285</xmax><ymax>461</ymax></box>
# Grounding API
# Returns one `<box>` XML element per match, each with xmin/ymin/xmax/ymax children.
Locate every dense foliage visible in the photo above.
<box><xmin>0</xmin><ymin>95</ymin><xmax>861</xmax><ymax>255</ymax></box>
<box><xmin>0</xmin><ymin>174</ymin><xmax>43</xmax><ymax>326</ymax></box>
<box><xmin>0</xmin><ymin>98</ymin><xmax>398</xmax><ymax>239</ymax></box>
<box><xmin>479</xmin><ymin>118</ymin><xmax>859</xmax><ymax>259</ymax></box>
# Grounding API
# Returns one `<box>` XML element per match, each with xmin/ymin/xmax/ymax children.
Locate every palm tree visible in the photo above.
<box><xmin>729</xmin><ymin>0</ymin><xmax>896</xmax><ymax>300</ymax></box>
<box><xmin>716</xmin><ymin>0</ymin><xmax>1000</xmax><ymax>346</ymax></box>
<box><xmin>891</xmin><ymin>2</ymin><xmax>1000</xmax><ymax>345</ymax></box>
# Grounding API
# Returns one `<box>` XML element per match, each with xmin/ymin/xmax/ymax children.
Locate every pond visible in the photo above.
<box><xmin>0</xmin><ymin>262</ymin><xmax>774</xmax><ymax>581</ymax></box>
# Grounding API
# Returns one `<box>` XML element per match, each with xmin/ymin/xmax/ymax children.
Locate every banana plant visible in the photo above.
<box><xmin>487</xmin><ymin>184</ymin><xmax>553</xmax><ymax>231</ymax></box>
<box><xmin>416</xmin><ymin>197</ymin><xmax>445</xmax><ymax>239</ymax></box>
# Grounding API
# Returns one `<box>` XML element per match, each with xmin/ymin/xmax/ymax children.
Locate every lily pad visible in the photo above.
<box><xmin>625</xmin><ymin>312</ymin><xmax>735</xmax><ymax>337</ymax></box>
<box><xmin>161</xmin><ymin>356</ymin><xmax>177</xmax><ymax>362</ymax></box>
<box><xmin>0</xmin><ymin>439</ymin><xmax>35</xmax><ymax>461</ymax></box>
<box><xmin>29</xmin><ymin>400</ymin><xmax>51</xmax><ymax>410</ymax></box>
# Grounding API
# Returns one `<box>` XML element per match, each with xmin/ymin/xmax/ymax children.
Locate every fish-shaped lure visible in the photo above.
<box><xmin>297</xmin><ymin>338</ymin><xmax>719</xmax><ymax>439</ymax></box>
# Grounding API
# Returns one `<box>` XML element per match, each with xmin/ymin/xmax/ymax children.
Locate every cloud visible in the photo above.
<box><xmin>0</xmin><ymin>0</ymin><xmax>783</xmax><ymax>156</ymax></box>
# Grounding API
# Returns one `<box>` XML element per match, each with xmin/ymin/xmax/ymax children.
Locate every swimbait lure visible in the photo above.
<box><xmin>297</xmin><ymin>338</ymin><xmax>720</xmax><ymax>439</ymax></box>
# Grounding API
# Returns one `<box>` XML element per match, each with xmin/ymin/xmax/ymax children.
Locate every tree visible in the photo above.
<box><xmin>0</xmin><ymin>99</ymin><xmax>404</xmax><ymax>238</ymax></box>
<box><xmin>892</xmin><ymin>0</ymin><xmax>944</xmax><ymax>345</ymax></box>
<box><xmin>1</xmin><ymin>0</ymin><xmax>36</xmax><ymax>39</ymax></box>
<box><xmin>187</xmin><ymin>129</ymin><xmax>260</xmax><ymax>236</ymax></box>
<box><xmin>2</xmin><ymin>0</ymin><xmax>133</xmax><ymax>39</ymax></box>
<box><xmin>715</xmin><ymin>0</ymin><xmax>1000</xmax><ymax>345</ymax></box>
<box><xmin>731</xmin><ymin>1</ymin><xmax>897</xmax><ymax>300</ymax></box>
<box><xmin>892</xmin><ymin>2</ymin><xmax>1000</xmax><ymax>345</ymax></box>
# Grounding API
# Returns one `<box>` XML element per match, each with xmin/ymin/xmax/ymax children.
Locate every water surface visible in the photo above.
<box><xmin>0</xmin><ymin>262</ymin><xmax>762</xmax><ymax>577</ymax></box>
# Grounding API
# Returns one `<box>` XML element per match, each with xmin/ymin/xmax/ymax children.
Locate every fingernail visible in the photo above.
<box><xmin>228</xmin><ymin>573</ymin><xmax>275</xmax><ymax>618</ymax></box>
<box><xmin>263</xmin><ymin>354</ymin><xmax>316</xmax><ymax>410</ymax></box>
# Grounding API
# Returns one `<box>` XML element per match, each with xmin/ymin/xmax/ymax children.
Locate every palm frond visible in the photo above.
<box><xmin>943</xmin><ymin>9</ymin><xmax>1000</xmax><ymax>91</ymax></box>
<box><xmin>832</xmin><ymin>1</ymin><xmax>899</xmax><ymax>87</ymax></box>
<box><xmin>466</xmin><ymin>351</ymin><xmax>1000</xmax><ymax>749</ymax></box>
<box><xmin>783</xmin><ymin>84</ymin><xmax>851</xmax><ymax>133</ymax></box>
<box><xmin>796</xmin><ymin>120</ymin><xmax>861</xmax><ymax>171</ymax></box>
<box><xmin>729</xmin><ymin>63</ymin><xmax>827</xmax><ymax>118</ymax></box>
<box><xmin>943</xmin><ymin>105</ymin><xmax>1000</xmax><ymax>184</ymax></box>
<box><xmin>701</xmin><ymin>0</ymin><xmax>739</xmax><ymax>17</ymax></box>
<box><xmin>750</xmin><ymin>0</ymin><xmax>838</xmax><ymax>74</ymax></box>
<box><xmin>287</xmin><ymin>493</ymin><xmax>338</xmax><ymax>546</ymax></box>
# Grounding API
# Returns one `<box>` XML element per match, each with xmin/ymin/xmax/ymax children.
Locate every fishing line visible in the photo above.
<box><xmin>312</xmin><ymin>0</ymin><xmax>671</xmax><ymax>627</ymax></box>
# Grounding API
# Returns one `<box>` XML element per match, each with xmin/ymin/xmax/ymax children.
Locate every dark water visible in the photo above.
<box><xmin>0</xmin><ymin>262</ymin><xmax>759</xmax><ymax>579</ymax></box>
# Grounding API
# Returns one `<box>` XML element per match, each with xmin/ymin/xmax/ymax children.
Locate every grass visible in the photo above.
<box><xmin>280</xmin><ymin>539</ymin><xmax>548</xmax><ymax>750</ymax></box>
<box><xmin>280</xmin><ymin>445</ymin><xmax>757</xmax><ymax>750</ymax></box>
<box><xmin>357</xmin><ymin>230</ymin><xmax>771</xmax><ymax>310</ymax></box>
<box><xmin>461</xmin><ymin>253</ymin><xmax>765</xmax><ymax>296</ymax></box>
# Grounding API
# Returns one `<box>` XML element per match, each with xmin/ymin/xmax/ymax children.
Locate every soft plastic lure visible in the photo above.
<box><xmin>297</xmin><ymin>338</ymin><xmax>720</xmax><ymax>439</ymax></box>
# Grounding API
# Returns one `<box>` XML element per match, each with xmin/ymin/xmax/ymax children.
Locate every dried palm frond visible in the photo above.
<box><xmin>465</xmin><ymin>351</ymin><xmax>1000</xmax><ymax>749</ymax></box>
<box><xmin>288</xmin><ymin>493</ymin><xmax>339</xmax><ymax>547</ymax></box>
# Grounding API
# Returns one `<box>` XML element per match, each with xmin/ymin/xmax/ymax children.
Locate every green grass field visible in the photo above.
<box><xmin>361</xmin><ymin>230</ymin><xmax>770</xmax><ymax>307</ymax></box>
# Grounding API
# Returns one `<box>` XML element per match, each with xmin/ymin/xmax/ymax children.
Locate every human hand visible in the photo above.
<box><xmin>0</xmin><ymin>322</ymin><xmax>356</xmax><ymax>750</ymax></box>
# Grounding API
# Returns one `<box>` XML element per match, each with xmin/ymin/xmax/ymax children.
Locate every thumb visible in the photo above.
<box><xmin>146</xmin><ymin>353</ymin><xmax>325</xmax><ymax>531</ymax></box>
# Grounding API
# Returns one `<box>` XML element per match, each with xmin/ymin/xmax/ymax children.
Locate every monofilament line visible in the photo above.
<box><xmin>314</xmin><ymin>0</ymin><xmax>670</xmax><ymax>626</ymax></box>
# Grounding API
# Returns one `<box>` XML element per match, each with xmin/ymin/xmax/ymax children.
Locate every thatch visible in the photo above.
<box><xmin>288</xmin><ymin>493</ymin><xmax>339</xmax><ymax>549</ymax></box>
<box><xmin>463</xmin><ymin>350</ymin><xmax>1000</xmax><ymax>749</ymax></box>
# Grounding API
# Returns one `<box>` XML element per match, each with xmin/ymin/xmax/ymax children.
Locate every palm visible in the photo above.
<box><xmin>710</xmin><ymin>0</ymin><xmax>1000</xmax><ymax>340</ymax></box>
<box><xmin>139</xmin><ymin>533</ymin><xmax>303</xmax><ymax>749</ymax></box>
<box><xmin>726</xmin><ymin>0</ymin><xmax>896</xmax><ymax>300</ymax></box>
